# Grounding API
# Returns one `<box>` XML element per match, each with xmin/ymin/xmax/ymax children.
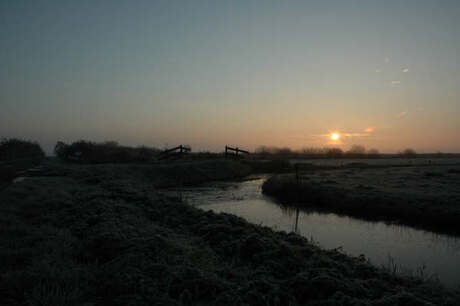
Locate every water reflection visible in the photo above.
<box><xmin>177</xmin><ymin>176</ymin><xmax>460</xmax><ymax>287</ymax></box>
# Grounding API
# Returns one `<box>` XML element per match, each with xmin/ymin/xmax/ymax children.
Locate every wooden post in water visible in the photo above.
<box><xmin>295</xmin><ymin>164</ymin><xmax>301</xmax><ymax>232</ymax></box>
<box><xmin>295</xmin><ymin>164</ymin><xmax>299</xmax><ymax>184</ymax></box>
<box><xmin>294</xmin><ymin>208</ymin><xmax>299</xmax><ymax>233</ymax></box>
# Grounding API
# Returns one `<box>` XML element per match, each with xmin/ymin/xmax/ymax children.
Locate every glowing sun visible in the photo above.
<box><xmin>330</xmin><ymin>133</ymin><xmax>340</xmax><ymax>141</ymax></box>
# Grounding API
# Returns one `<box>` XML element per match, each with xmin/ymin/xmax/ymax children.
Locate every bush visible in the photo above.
<box><xmin>0</xmin><ymin>138</ymin><xmax>45</xmax><ymax>161</ymax></box>
<box><xmin>255</xmin><ymin>146</ymin><xmax>293</xmax><ymax>159</ymax></box>
<box><xmin>400</xmin><ymin>148</ymin><xmax>417</xmax><ymax>158</ymax></box>
<box><xmin>325</xmin><ymin>148</ymin><xmax>343</xmax><ymax>158</ymax></box>
<box><xmin>254</xmin><ymin>146</ymin><xmax>388</xmax><ymax>159</ymax></box>
<box><xmin>54</xmin><ymin>140</ymin><xmax>160</xmax><ymax>163</ymax></box>
<box><xmin>367</xmin><ymin>148</ymin><xmax>381</xmax><ymax>158</ymax></box>
<box><xmin>345</xmin><ymin>145</ymin><xmax>366</xmax><ymax>158</ymax></box>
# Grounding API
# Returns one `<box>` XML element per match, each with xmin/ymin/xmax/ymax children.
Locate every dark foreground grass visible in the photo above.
<box><xmin>262</xmin><ymin>171</ymin><xmax>460</xmax><ymax>236</ymax></box>
<box><xmin>1</xmin><ymin>160</ymin><xmax>459</xmax><ymax>305</ymax></box>
<box><xmin>0</xmin><ymin>158</ymin><xmax>43</xmax><ymax>187</ymax></box>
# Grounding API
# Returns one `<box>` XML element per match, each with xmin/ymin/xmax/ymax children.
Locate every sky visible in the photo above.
<box><xmin>1</xmin><ymin>0</ymin><xmax>459</xmax><ymax>154</ymax></box>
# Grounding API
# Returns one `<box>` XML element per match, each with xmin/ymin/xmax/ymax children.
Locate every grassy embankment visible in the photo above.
<box><xmin>262</xmin><ymin>165</ymin><xmax>460</xmax><ymax>236</ymax></box>
<box><xmin>1</xmin><ymin>159</ymin><xmax>459</xmax><ymax>305</ymax></box>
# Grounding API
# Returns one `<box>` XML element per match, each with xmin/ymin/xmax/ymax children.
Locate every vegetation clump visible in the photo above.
<box><xmin>255</xmin><ymin>145</ymin><xmax>385</xmax><ymax>159</ymax></box>
<box><xmin>399</xmin><ymin>148</ymin><xmax>417</xmax><ymax>158</ymax></box>
<box><xmin>0</xmin><ymin>138</ymin><xmax>45</xmax><ymax>185</ymax></box>
<box><xmin>54</xmin><ymin>140</ymin><xmax>160</xmax><ymax>163</ymax></box>
<box><xmin>0</xmin><ymin>138</ymin><xmax>45</xmax><ymax>161</ymax></box>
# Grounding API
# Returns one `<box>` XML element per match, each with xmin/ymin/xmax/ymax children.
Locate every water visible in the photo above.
<box><xmin>176</xmin><ymin>176</ymin><xmax>460</xmax><ymax>287</ymax></box>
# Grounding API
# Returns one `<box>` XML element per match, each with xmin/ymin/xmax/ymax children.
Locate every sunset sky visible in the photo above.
<box><xmin>1</xmin><ymin>0</ymin><xmax>459</xmax><ymax>153</ymax></box>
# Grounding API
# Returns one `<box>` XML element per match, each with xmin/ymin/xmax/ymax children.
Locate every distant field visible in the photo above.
<box><xmin>288</xmin><ymin>157</ymin><xmax>460</xmax><ymax>167</ymax></box>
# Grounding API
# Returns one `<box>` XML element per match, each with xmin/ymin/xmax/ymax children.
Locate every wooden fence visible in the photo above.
<box><xmin>224</xmin><ymin>145</ymin><xmax>250</xmax><ymax>158</ymax></box>
<box><xmin>158</xmin><ymin>145</ymin><xmax>191</xmax><ymax>160</ymax></box>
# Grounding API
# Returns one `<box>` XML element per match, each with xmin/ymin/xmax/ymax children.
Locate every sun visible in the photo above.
<box><xmin>330</xmin><ymin>133</ymin><xmax>340</xmax><ymax>141</ymax></box>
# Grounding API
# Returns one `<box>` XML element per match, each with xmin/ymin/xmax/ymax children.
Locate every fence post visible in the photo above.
<box><xmin>294</xmin><ymin>208</ymin><xmax>299</xmax><ymax>233</ymax></box>
<box><xmin>295</xmin><ymin>164</ymin><xmax>299</xmax><ymax>184</ymax></box>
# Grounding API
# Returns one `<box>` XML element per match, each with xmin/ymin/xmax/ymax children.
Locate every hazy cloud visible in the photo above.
<box><xmin>343</xmin><ymin>133</ymin><xmax>371</xmax><ymax>137</ymax></box>
<box><xmin>391</xmin><ymin>80</ymin><xmax>401</xmax><ymax>86</ymax></box>
<box><xmin>315</xmin><ymin>128</ymin><xmax>377</xmax><ymax>146</ymax></box>
<box><xmin>376</xmin><ymin>69</ymin><xmax>382</xmax><ymax>73</ymax></box>
<box><xmin>317</xmin><ymin>127</ymin><xmax>376</xmax><ymax>139</ymax></box>
<box><xmin>365</xmin><ymin>127</ymin><xmax>375</xmax><ymax>133</ymax></box>
<box><xmin>397</xmin><ymin>111</ymin><xmax>408</xmax><ymax>118</ymax></box>
<box><xmin>385</xmin><ymin>57</ymin><xmax>390</xmax><ymax>63</ymax></box>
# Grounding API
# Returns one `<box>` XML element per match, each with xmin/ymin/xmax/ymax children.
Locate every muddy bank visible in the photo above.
<box><xmin>262</xmin><ymin>165</ymin><xmax>460</xmax><ymax>236</ymax></box>
<box><xmin>0</xmin><ymin>161</ymin><xmax>459</xmax><ymax>305</ymax></box>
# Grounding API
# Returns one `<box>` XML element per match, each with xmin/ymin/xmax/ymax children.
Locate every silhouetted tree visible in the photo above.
<box><xmin>54</xmin><ymin>141</ymin><xmax>68</xmax><ymax>159</ymax></box>
<box><xmin>277</xmin><ymin>147</ymin><xmax>292</xmax><ymax>156</ymax></box>
<box><xmin>400</xmin><ymin>148</ymin><xmax>417</xmax><ymax>158</ymax></box>
<box><xmin>367</xmin><ymin>148</ymin><xmax>381</xmax><ymax>158</ymax></box>
<box><xmin>325</xmin><ymin>148</ymin><xmax>343</xmax><ymax>158</ymax></box>
<box><xmin>346</xmin><ymin>145</ymin><xmax>366</xmax><ymax>157</ymax></box>
<box><xmin>0</xmin><ymin>138</ymin><xmax>45</xmax><ymax>160</ymax></box>
<box><xmin>298</xmin><ymin>147</ymin><xmax>325</xmax><ymax>156</ymax></box>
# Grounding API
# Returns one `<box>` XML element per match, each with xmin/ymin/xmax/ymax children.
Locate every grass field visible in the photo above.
<box><xmin>263</xmin><ymin>164</ymin><xmax>460</xmax><ymax>236</ymax></box>
<box><xmin>0</xmin><ymin>160</ymin><xmax>459</xmax><ymax>305</ymax></box>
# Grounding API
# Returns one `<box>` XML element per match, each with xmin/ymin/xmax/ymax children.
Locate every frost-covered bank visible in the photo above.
<box><xmin>0</xmin><ymin>160</ymin><xmax>459</xmax><ymax>305</ymax></box>
<box><xmin>262</xmin><ymin>165</ymin><xmax>460</xmax><ymax>236</ymax></box>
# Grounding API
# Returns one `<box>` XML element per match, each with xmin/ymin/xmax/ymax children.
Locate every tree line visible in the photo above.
<box><xmin>0</xmin><ymin>138</ymin><xmax>423</xmax><ymax>162</ymax></box>
<box><xmin>255</xmin><ymin>145</ymin><xmax>418</xmax><ymax>159</ymax></box>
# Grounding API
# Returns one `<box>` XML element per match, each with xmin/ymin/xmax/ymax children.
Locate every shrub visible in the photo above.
<box><xmin>400</xmin><ymin>148</ymin><xmax>417</xmax><ymax>158</ymax></box>
<box><xmin>367</xmin><ymin>148</ymin><xmax>381</xmax><ymax>158</ymax></box>
<box><xmin>54</xmin><ymin>140</ymin><xmax>160</xmax><ymax>163</ymax></box>
<box><xmin>345</xmin><ymin>145</ymin><xmax>366</xmax><ymax>158</ymax></box>
<box><xmin>0</xmin><ymin>138</ymin><xmax>45</xmax><ymax>161</ymax></box>
<box><xmin>255</xmin><ymin>146</ymin><xmax>293</xmax><ymax>158</ymax></box>
<box><xmin>325</xmin><ymin>148</ymin><xmax>343</xmax><ymax>158</ymax></box>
